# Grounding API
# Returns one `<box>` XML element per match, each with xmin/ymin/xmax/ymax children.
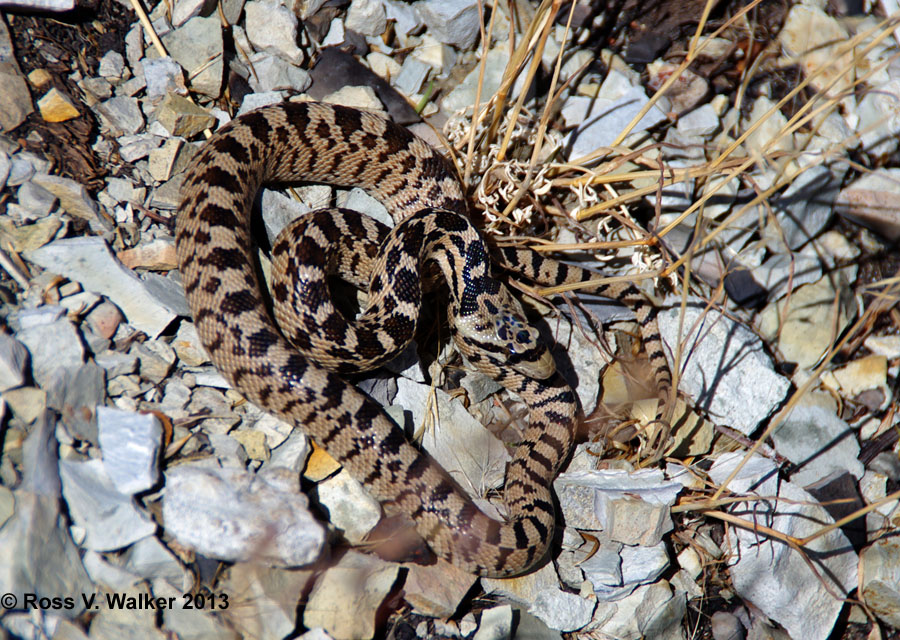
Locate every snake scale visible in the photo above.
<box><xmin>175</xmin><ymin>101</ymin><xmax>674</xmax><ymax>577</ymax></box>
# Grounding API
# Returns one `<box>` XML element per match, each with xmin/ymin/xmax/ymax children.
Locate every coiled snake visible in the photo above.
<box><xmin>175</xmin><ymin>101</ymin><xmax>674</xmax><ymax>577</ymax></box>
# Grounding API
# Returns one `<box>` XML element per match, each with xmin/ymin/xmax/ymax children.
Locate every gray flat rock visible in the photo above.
<box><xmin>98</xmin><ymin>407</ymin><xmax>162</xmax><ymax>495</ymax></box>
<box><xmin>162</xmin><ymin>464</ymin><xmax>325</xmax><ymax>566</ymax></box>
<box><xmin>709</xmin><ymin>452</ymin><xmax>858</xmax><ymax>640</ymax></box>
<box><xmin>59</xmin><ymin>458</ymin><xmax>157</xmax><ymax>551</ymax></box>
<box><xmin>659</xmin><ymin>298</ymin><xmax>790</xmax><ymax>434</ymax></box>
<box><xmin>25</xmin><ymin>237</ymin><xmax>178</xmax><ymax>337</ymax></box>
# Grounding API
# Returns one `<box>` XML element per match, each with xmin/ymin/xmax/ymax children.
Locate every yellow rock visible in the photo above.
<box><xmin>37</xmin><ymin>87</ymin><xmax>80</xmax><ymax>122</ymax></box>
<box><xmin>303</xmin><ymin>440</ymin><xmax>341</xmax><ymax>481</ymax></box>
<box><xmin>821</xmin><ymin>354</ymin><xmax>888</xmax><ymax>397</ymax></box>
<box><xmin>27</xmin><ymin>68</ymin><xmax>52</xmax><ymax>88</ymax></box>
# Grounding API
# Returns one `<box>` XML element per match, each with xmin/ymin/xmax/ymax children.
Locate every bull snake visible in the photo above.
<box><xmin>175</xmin><ymin>101</ymin><xmax>674</xmax><ymax>577</ymax></box>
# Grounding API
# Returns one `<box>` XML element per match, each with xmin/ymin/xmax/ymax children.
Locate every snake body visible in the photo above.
<box><xmin>175</xmin><ymin>101</ymin><xmax>673</xmax><ymax>576</ymax></box>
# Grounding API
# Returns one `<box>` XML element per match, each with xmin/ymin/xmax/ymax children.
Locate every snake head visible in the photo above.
<box><xmin>452</xmin><ymin>285</ymin><xmax>556</xmax><ymax>380</ymax></box>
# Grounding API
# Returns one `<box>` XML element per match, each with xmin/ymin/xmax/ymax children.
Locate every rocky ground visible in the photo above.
<box><xmin>0</xmin><ymin>0</ymin><xmax>899</xmax><ymax>638</ymax></box>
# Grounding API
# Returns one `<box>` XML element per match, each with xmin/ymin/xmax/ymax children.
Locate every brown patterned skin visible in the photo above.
<box><xmin>175</xmin><ymin>101</ymin><xmax>674</xmax><ymax>576</ymax></box>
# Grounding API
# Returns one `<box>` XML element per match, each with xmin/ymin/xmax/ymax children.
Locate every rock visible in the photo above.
<box><xmin>395</xmin><ymin>377</ymin><xmax>509</xmax><ymax>496</ymax></box>
<box><xmin>141</xmin><ymin>270</ymin><xmax>192</xmax><ymax>317</ymax></box>
<box><xmin>659</xmin><ymin>298</ymin><xmax>790</xmax><ymax>434</ymax></box>
<box><xmin>260</xmin><ymin>188</ymin><xmax>311</xmax><ymax>243</ymax></box>
<box><xmin>246</xmin><ymin>52</ymin><xmax>311</xmax><ymax>94</ymax></box>
<box><xmin>0</xmin><ymin>332</ymin><xmax>29</xmax><ymax>391</ymax></box>
<box><xmin>0</xmin><ymin>215</ymin><xmax>62</xmax><ymax>252</ymax></box>
<box><xmin>124</xmin><ymin>536</ymin><xmax>190</xmax><ymax>590</ymax></box>
<box><xmin>563</xmin><ymin>85</ymin><xmax>667</xmax><ymax>160</ymax></box>
<box><xmin>554</xmin><ymin>468</ymin><xmax>679</xmax><ymax>546</ymax></box>
<box><xmin>580</xmin><ymin>540</ymin><xmax>670</xmax><ymax>601</ymax></box>
<box><xmin>416</xmin><ymin>0</ymin><xmax>480</xmax><ymax>50</ymax></box>
<box><xmin>752</xmin><ymin>248</ymin><xmax>823</xmax><ymax>300</ymax></box>
<box><xmin>220</xmin><ymin>0</ymin><xmax>246</xmax><ymax>23</ymax></box>
<box><xmin>708</xmin><ymin>452</ymin><xmax>858</xmax><ymax>640</ymax></box>
<box><xmin>528</xmin><ymin>589</ymin><xmax>594</xmax><ymax>632</ymax></box>
<box><xmin>411</xmin><ymin>34</ymin><xmax>456</xmax><ymax>76</ymax></box>
<box><xmin>758</xmin><ymin>274</ymin><xmax>856</xmax><ymax>374</ymax></box>
<box><xmin>98</xmin><ymin>50</ymin><xmax>126</xmax><ymax>79</ymax></box>
<box><xmin>865</xmin><ymin>335</ymin><xmax>900</xmax><ymax>359</ymax></box>
<box><xmin>710</xmin><ymin>611</ymin><xmax>745</xmax><ymax>640</ymax></box>
<box><xmin>209</xmin><ymin>433</ymin><xmax>250</xmax><ymax>467</ymax></box>
<box><xmin>30</xmin><ymin>173</ymin><xmax>98</xmax><ymax>221</ymax></box>
<box><xmin>82</xmin><ymin>549</ymin><xmax>141</xmax><ymax>590</ymax></box>
<box><xmin>37</xmin><ymin>86</ymin><xmax>80</xmax><ymax>122</ymax></box>
<box><xmin>321</xmin><ymin>17</ymin><xmax>345</xmax><ymax>47</ymax></box>
<box><xmin>17</xmin><ymin>180</ymin><xmax>58</xmax><ymax>218</ymax></box>
<box><xmin>0</xmin><ymin>491</ymin><xmax>93</xmax><ymax>619</ymax></box>
<box><xmin>345</xmin><ymin>0</ymin><xmax>386</xmax><ymax>37</ymax></box>
<box><xmin>860</xmin><ymin>536</ymin><xmax>900</xmax><ymax>627</ymax></box>
<box><xmin>20</xmin><ymin>410</ymin><xmax>60</xmax><ymax>498</ymax></box>
<box><xmin>25</xmin><ymin>237</ymin><xmax>179</xmax><ymax>337</ymax></box>
<box><xmin>159</xmin><ymin>378</ymin><xmax>191</xmax><ymax>417</ymax></box>
<box><xmin>550</xmin><ymin>311</ymin><xmax>611</xmax><ymax>415</ymax></box>
<box><xmin>822</xmin><ymin>354</ymin><xmax>888</xmax><ymax>402</ymax></box>
<box><xmin>741</xmin><ymin>97</ymin><xmax>793</xmax><ymax>179</ymax></box>
<box><xmin>161</xmin><ymin>15</ymin><xmax>224</xmax><ymax>97</ymax></box>
<box><xmin>403</xmin><ymin>560</ymin><xmax>477</xmax><ymax>617</ymax></box>
<box><xmin>676</xmin><ymin>103</ymin><xmax>720</xmax><ymax>137</ymax></box>
<box><xmin>95</xmin><ymin>351</ymin><xmax>139</xmax><ymax>378</ymax></box>
<box><xmin>159</xmin><ymin>578</ymin><xmax>239</xmax><ymax>639</ymax></box>
<box><xmin>3</xmin><ymin>386</ymin><xmax>46</xmax><ymax>423</ymax></box>
<box><xmin>162</xmin><ymin>464</ymin><xmax>325</xmax><ymax>566</ymax></box>
<box><xmin>148</xmin><ymin>137</ymin><xmax>190</xmax><ymax>182</ymax></box>
<box><xmin>117</xmin><ymin>132</ymin><xmax>162</xmax><ymax>162</ymax></box>
<box><xmin>835</xmin><ymin>167</ymin><xmax>900</xmax><ymax>239</ymax></box>
<box><xmin>46</xmin><ymin>362</ymin><xmax>106</xmax><ymax>443</ymax></box>
<box><xmin>337</xmin><ymin>187</ymin><xmax>391</xmax><ymax>226</ymax></box>
<box><xmin>155</xmin><ymin>92</ymin><xmax>216</xmax><ymax>137</ymax></box>
<box><xmin>83</xmin><ymin>585</ymin><xmax>168</xmax><ymax>640</ymax></box>
<box><xmin>105</xmin><ymin>176</ymin><xmax>145</xmax><ymax>205</ymax></box>
<box><xmin>143</xmin><ymin>56</ymin><xmax>188</xmax><ymax>101</ymax></box>
<box><xmin>267</xmin><ymin>430</ymin><xmax>311</xmax><ymax>472</ymax></box>
<box><xmin>303</xmin><ymin>550</ymin><xmax>400</xmax><ymax>639</ymax></box>
<box><xmin>442</xmin><ymin>46</ymin><xmax>530</xmax><ymax>115</ymax></box>
<box><xmin>393</xmin><ymin>56</ymin><xmax>430</xmax><ymax>97</ymax></box>
<box><xmin>383</xmin><ymin>0</ymin><xmax>421</xmax><ymax>36</ymax></box>
<box><xmin>473</xmin><ymin>604</ymin><xmax>513</xmax><ymax>640</ymax></box>
<box><xmin>58</xmin><ymin>458</ymin><xmax>157</xmax><ymax>551</ymax></box>
<box><xmin>85</xmin><ymin>300</ymin><xmax>124</xmax><ymax>339</ymax></box>
<box><xmin>187</xmin><ymin>386</ymin><xmax>239</xmax><ymax>434</ymax></box>
<box><xmin>593</xmin><ymin>582</ymin><xmax>685</xmax><ymax>640</ymax></box>
<box><xmin>244</xmin><ymin>0</ymin><xmax>303</xmax><ymax>64</ymax></box>
<box><xmin>98</xmin><ymin>406</ymin><xmax>162</xmax><ymax>495</ymax></box>
<box><xmin>172</xmin><ymin>0</ymin><xmax>205</xmax><ymax>26</ymax></box>
<box><xmin>172</xmin><ymin>321</ymin><xmax>208</xmax><ymax>366</ymax></box>
<box><xmin>647</xmin><ymin>61</ymin><xmax>708</xmax><ymax>113</ymax></box>
<box><xmin>96</xmin><ymin>96</ymin><xmax>145</xmax><ymax>135</ymax></box>
<box><xmin>118</xmin><ymin>73</ymin><xmax>147</xmax><ymax>97</ymax></box>
<box><xmin>778</xmin><ymin>4</ymin><xmax>853</xmax><ymax>100</ymax></box>
<box><xmin>0</xmin><ymin>149</ymin><xmax>9</xmax><ymax>190</ymax></box>
<box><xmin>769</xmin><ymin>163</ymin><xmax>844</xmax><ymax>249</ymax></box>
<box><xmin>367</xmin><ymin>52</ymin><xmax>400</xmax><ymax>80</ymax></box>
<box><xmin>313</xmin><ymin>469</ymin><xmax>381</xmax><ymax>544</ymax></box>
<box><xmin>0</xmin><ymin>63</ymin><xmax>34</xmax><ymax>131</ymax></box>
<box><xmin>232</xmin><ymin>429</ymin><xmax>270</xmax><ymax>460</ymax></box>
<box><xmin>15</xmin><ymin>317</ymin><xmax>85</xmax><ymax>388</ymax></box>
<box><xmin>323</xmin><ymin>86</ymin><xmax>385</xmax><ymax>113</ymax></box>
<box><xmin>237</xmin><ymin>90</ymin><xmax>286</xmax><ymax>114</ymax></box>
<box><xmin>217</xmin><ymin>563</ymin><xmax>314</xmax><ymax>640</ymax></box>
<box><xmin>482</xmin><ymin>561</ymin><xmax>559</xmax><ymax>605</ymax></box>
